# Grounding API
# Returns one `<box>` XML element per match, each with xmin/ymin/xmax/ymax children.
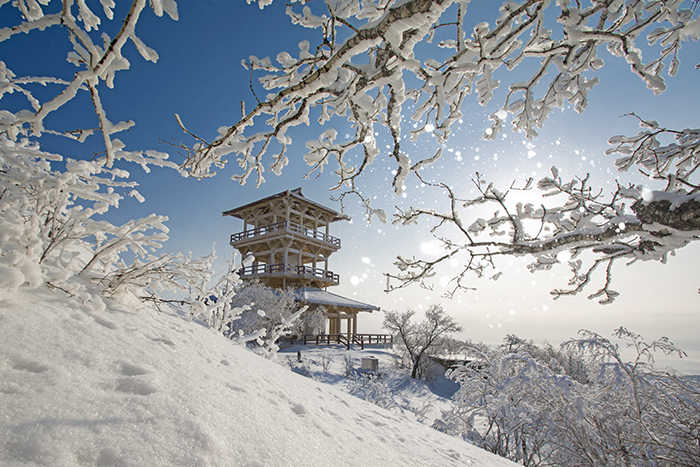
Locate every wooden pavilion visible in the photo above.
<box><xmin>223</xmin><ymin>188</ymin><xmax>385</xmax><ymax>345</ymax></box>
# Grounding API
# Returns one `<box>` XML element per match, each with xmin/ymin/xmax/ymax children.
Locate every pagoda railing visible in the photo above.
<box><xmin>239</xmin><ymin>263</ymin><xmax>339</xmax><ymax>284</ymax></box>
<box><xmin>230</xmin><ymin>221</ymin><xmax>340</xmax><ymax>247</ymax></box>
<box><xmin>301</xmin><ymin>333</ymin><xmax>394</xmax><ymax>350</ymax></box>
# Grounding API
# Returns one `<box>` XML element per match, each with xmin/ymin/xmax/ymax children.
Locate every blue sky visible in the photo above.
<box><xmin>2</xmin><ymin>0</ymin><xmax>699</xmax><ymax>372</ymax></box>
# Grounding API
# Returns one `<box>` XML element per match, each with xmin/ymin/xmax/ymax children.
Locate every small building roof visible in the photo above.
<box><xmin>222</xmin><ymin>188</ymin><xmax>349</xmax><ymax>222</ymax></box>
<box><xmin>295</xmin><ymin>287</ymin><xmax>379</xmax><ymax>312</ymax></box>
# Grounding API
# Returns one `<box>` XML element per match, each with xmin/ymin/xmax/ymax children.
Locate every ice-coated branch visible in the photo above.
<box><xmin>181</xmin><ymin>0</ymin><xmax>698</xmax><ymax>203</ymax></box>
<box><xmin>609</xmin><ymin>113</ymin><xmax>700</xmax><ymax>192</ymax></box>
<box><xmin>1</xmin><ymin>0</ymin><xmax>178</xmax><ymax>168</ymax></box>
<box><xmin>386</xmin><ymin>155</ymin><xmax>699</xmax><ymax>303</ymax></box>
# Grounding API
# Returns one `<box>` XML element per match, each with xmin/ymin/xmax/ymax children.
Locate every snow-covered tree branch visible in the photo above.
<box><xmin>1</xmin><ymin>0</ymin><xmax>179</xmax><ymax>169</ymax></box>
<box><xmin>386</xmin><ymin>115</ymin><xmax>699</xmax><ymax>303</ymax></box>
<box><xmin>181</xmin><ymin>0</ymin><xmax>698</xmax><ymax>191</ymax></box>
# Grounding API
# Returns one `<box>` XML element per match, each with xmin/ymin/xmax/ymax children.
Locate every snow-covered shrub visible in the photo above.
<box><xmin>346</xmin><ymin>373</ymin><xmax>397</xmax><ymax>411</ymax></box>
<box><xmin>285</xmin><ymin>356</ymin><xmax>311</xmax><ymax>377</ymax></box>
<box><xmin>410</xmin><ymin>398</ymin><xmax>435</xmax><ymax>424</ymax></box>
<box><xmin>320</xmin><ymin>353</ymin><xmax>334</xmax><ymax>373</ymax></box>
<box><xmin>256</xmin><ymin>305</ymin><xmax>308</xmax><ymax>358</ymax></box>
<box><xmin>186</xmin><ymin>253</ymin><xmax>250</xmax><ymax>331</ymax></box>
<box><xmin>558</xmin><ymin>328</ymin><xmax>700</xmax><ymax>467</ymax></box>
<box><xmin>436</xmin><ymin>349</ymin><xmax>568</xmax><ymax>466</ymax></box>
<box><xmin>294</xmin><ymin>304</ymin><xmax>327</xmax><ymax>336</ymax></box>
<box><xmin>342</xmin><ymin>354</ymin><xmax>356</xmax><ymax>377</ymax></box>
<box><xmin>228</xmin><ymin>281</ymin><xmax>299</xmax><ymax>336</ymax></box>
<box><xmin>501</xmin><ymin>335</ymin><xmax>591</xmax><ymax>384</ymax></box>
<box><xmin>227</xmin><ymin>281</ymin><xmax>307</xmax><ymax>354</ymax></box>
<box><xmin>436</xmin><ymin>329</ymin><xmax>700</xmax><ymax>467</ymax></box>
<box><xmin>0</xmin><ymin>134</ymin><xmax>209</xmax><ymax>305</ymax></box>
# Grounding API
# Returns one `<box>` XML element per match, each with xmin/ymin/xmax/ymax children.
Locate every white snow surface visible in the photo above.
<box><xmin>0</xmin><ymin>287</ymin><xmax>516</xmax><ymax>467</ymax></box>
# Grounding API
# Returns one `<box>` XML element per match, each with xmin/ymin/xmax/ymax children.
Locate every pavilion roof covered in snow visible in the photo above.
<box><xmin>222</xmin><ymin>187</ymin><xmax>349</xmax><ymax>223</ymax></box>
<box><xmin>295</xmin><ymin>287</ymin><xmax>379</xmax><ymax>313</ymax></box>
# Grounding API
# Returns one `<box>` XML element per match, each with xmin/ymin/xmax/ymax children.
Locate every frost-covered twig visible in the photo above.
<box><xmin>386</xmin><ymin>158</ymin><xmax>699</xmax><ymax>303</ymax></box>
<box><xmin>180</xmin><ymin>0</ymin><xmax>697</xmax><ymax>200</ymax></box>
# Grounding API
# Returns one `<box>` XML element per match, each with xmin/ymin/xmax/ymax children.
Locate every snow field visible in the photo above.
<box><xmin>0</xmin><ymin>287</ymin><xmax>516</xmax><ymax>466</ymax></box>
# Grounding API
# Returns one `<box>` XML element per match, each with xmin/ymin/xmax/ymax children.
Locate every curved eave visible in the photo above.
<box><xmin>222</xmin><ymin>188</ymin><xmax>350</xmax><ymax>223</ymax></box>
<box><xmin>295</xmin><ymin>287</ymin><xmax>379</xmax><ymax>312</ymax></box>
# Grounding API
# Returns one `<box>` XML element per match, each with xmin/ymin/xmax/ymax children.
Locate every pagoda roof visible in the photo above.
<box><xmin>294</xmin><ymin>287</ymin><xmax>379</xmax><ymax>312</ymax></box>
<box><xmin>222</xmin><ymin>188</ymin><xmax>349</xmax><ymax>222</ymax></box>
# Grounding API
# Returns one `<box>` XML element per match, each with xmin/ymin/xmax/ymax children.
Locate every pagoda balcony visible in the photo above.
<box><xmin>239</xmin><ymin>263</ymin><xmax>340</xmax><ymax>286</ymax></box>
<box><xmin>230</xmin><ymin>221</ymin><xmax>341</xmax><ymax>247</ymax></box>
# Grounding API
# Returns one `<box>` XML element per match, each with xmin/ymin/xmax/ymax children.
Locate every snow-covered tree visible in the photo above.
<box><xmin>436</xmin><ymin>328</ymin><xmax>700</xmax><ymax>466</ymax></box>
<box><xmin>436</xmin><ymin>349</ymin><xmax>566</xmax><ymax>466</ymax></box>
<box><xmin>256</xmin><ymin>305</ymin><xmax>308</xmax><ymax>358</ymax></box>
<box><xmin>383</xmin><ymin>304</ymin><xmax>462</xmax><ymax>379</ymax></box>
<box><xmin>0</xmin><ymin>0</ymin><xmax>193</xmax><ymax>305</ymax></box>
<box><xmin>295</xmin><ymin>304</ymin><xmax>330</xmax><ymax>336</ymax></box>
<box><xmin>559</xmin><ymin>327</ymin><xmax>700</xmax><ymax>466</ymax></box>
<box><xmin>185</xmin><ymin>252</ymin><xmax>250</xmax><ymax>333</ymax></box>
<box><xmin>228</xmin><ymin>281</ymin><xmax>299</xmax><ymax>336</ymax></box>
<box><xmin>177</xmin><ymin>0</ymin><xmax>699</xmax><ymax>302</ymax></box>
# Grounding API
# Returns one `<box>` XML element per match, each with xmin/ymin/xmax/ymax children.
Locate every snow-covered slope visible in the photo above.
<box><xmin>276</xmin><ymin>344</ymin><xmax>460</xmax><ymax>426</ymax></box>
<box><xmin>0</xmin><ymin>288</ymin><xmax>516</xmax><ymax>466</ymax></box>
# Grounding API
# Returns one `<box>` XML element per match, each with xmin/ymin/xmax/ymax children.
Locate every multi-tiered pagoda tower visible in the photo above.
<box><xmin>223</xmin><ymin>188</ymin><xmax>379</xmax><ymax>339</ymax></box>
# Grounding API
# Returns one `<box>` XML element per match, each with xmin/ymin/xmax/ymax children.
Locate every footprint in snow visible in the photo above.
<box><xmin>150</xmin><ymin>337</ymin><xmax>176</xmax><ymax>347</ymax></box>
<box><xmin>11</xmin><ymin>358</ymin><xmax>50</xmax><ymax>374</ymax></box>
<box><xmin>119</xmin><ymin>362</ymin><xmax>150</xmax><ymax>376</ymax></box>
<box><xmin>113</xmin><ymin>362</ymin><xmax>157</xmax><ymax>396</ymax></box>
<box><xmin>91</xmin><ymin>315</ymin><xmax>119</xmax><ymax>330</ymax></box>
<box><xmin>114</xmin><ymin>377</ymin><xmax>158</xmax><ymax>396</ymax></box>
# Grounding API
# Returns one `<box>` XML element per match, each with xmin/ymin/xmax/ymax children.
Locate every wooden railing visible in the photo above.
<box><xmin>353</xmin><ymin>334</ymin><xmax>393</xmax><ymax>347</ymax></box>
<box><xmin>303</xmin><ymin>333</ymin><xmax>393</xmax><ymax>350</ymax></box>
<box><xmin>231</xmin><ymin>221</ymin><xmax>341</xmax><ymax>247</ymax></box>
<box><xmin>303</xmin><ymin>334</ymin><xmax>349</xmax><ymax>349</ymax></box>
<box><xmin>239</xmin><ymin>263</ymin><xmax>339</xmax><ymax>284</ymax></box>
